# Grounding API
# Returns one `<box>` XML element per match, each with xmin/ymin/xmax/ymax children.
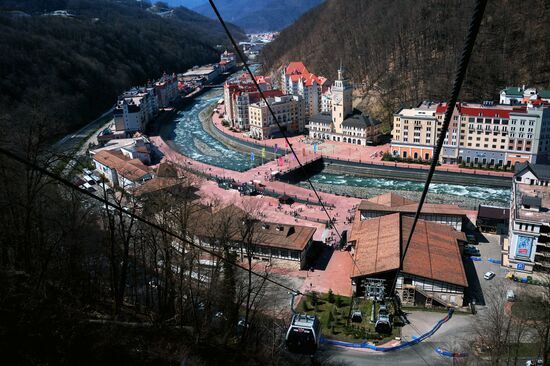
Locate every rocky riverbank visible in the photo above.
<box><xmin>296</xmin><ymin>181</ymin><xmax>507</xmax><ymax>210</ymax></box>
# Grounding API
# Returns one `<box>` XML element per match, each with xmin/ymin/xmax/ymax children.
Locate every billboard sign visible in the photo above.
<box><xmin>516</xmin><ymin>235</ymin><xmax>533</xmax><ymax>258</ymax></box>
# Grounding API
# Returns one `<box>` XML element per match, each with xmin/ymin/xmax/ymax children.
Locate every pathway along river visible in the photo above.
<box><xmin>159</xmin><ymin>89</ymin><xmax>511</xmax><ymax>209</ymax></box>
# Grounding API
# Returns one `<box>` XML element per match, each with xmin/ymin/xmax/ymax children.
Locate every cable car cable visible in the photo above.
<box><xmin>0</xmin><ymin>146</ymin><xmax>304</xmax><ymax>296</ymax></box>
<box><xmin>389</xmin><ymin>0</ymin><xmax>488</xmax><ymax>296</ymax></box>
<box><xmin>207</xmin><ymin>0</ymin><xmax>369</xmax><ymax>279</ymax></box>
<box><xmin>207</xmin><ymin>0</ymin><xmax>343</xmax><ymax>243</ymax></box>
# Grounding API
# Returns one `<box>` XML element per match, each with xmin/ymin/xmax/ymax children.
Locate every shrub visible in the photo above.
<box><xmin>300</xmin><ymin>299</ymin><xmax>309</xmax><ymax>312</ymax></box>
<box><xmin>326</xmin><ymin>310</ymin><xmax>334</xmax><ymax>328</ymax></box>
<box><xmin>335</xmin><ymin>295</ymin><xmax>344</xmax><ymax>308</ymax></box>
<box><xmin>328</xmin><ymin>289</ymin><xmax>335</xmax><ymax>303</ymax></box>
<box><xmin>311</xmin><ymin>291</ymin><xmax>319</xmax><ymax>306</ymax></box>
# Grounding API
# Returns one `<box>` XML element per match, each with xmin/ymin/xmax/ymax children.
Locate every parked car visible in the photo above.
<box><xmin>82</xmin><ymin>174</ymin><xmax>96</xmax><ymax>185</ymax></box>
<box><xmin>466</xmin><ymin>234</ymin><xmax>478</xmax><ymax>245</ymax></box>
<box><xmin>506</xmin><ymin>289</ymin><xmax>516</xmax><ymax>301</ymax></box>
<box><xmin>464</xmin><ymin>246</ymin><xmax>481</xmax><ymax>256</ymax></box>
<box><xmin>484</xmin><ymin>271</ymin><xmax>496</xmax><ymax>280</ymax></box>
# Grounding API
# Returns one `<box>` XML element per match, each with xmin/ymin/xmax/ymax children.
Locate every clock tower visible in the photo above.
<box><xmin>332</xmin><ymin>65</ymin><xmax>353</xmax><ymax>134</ymax></box>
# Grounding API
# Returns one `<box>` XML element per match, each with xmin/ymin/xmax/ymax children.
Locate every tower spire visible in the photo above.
<box><xmin>338</xmin><ymin>59</ymin><xmax>344</xmax><ymax>80</ymax></box>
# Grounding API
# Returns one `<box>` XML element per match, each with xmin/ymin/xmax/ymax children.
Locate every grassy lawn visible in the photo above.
<box><xmin>298</xmin><ymin>292</ymin><xmax>401</xmax><ymax>344</ymax></box>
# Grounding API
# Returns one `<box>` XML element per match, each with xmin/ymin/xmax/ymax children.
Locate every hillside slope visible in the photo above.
<box><xmin>194</xmin><ymin>0</ymin><xmax>324</xmax><ymax>32</ymax></box>
<box><xmin>262</xmin><ymin>0</ymin><xmax>550</xmax><ymax>125</ymax></box>
<box><xmin>0</xmin><ymin>0</ymin><xmax>244</xmax><ymax>137</ymax></box>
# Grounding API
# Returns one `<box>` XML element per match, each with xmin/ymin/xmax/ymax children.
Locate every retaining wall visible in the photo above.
<box><xmin>206</xmin><ymin>117</ymin><xmax>511</xmax><ymax>188</ymax></box>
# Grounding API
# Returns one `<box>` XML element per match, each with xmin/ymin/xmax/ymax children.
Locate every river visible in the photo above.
<box><xmin>159</xmin><ymin>87</ymin><xmax>511</xmax><ymax>209</ymax></box>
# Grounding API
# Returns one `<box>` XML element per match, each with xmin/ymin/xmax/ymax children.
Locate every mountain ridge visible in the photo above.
<box><xmin>262</xmin><ymin>0</ymin><xmax>550</xmax><ymax>127</ymax></box>
<box><xmin>193</xmin><ymin>0</ymin><xmax>324</xmax><ymax>32</ymax></box>
<box><xmin>0</xmin><ymin>0</ymin><xmax>244</xmax><ymax>137</ymax></box>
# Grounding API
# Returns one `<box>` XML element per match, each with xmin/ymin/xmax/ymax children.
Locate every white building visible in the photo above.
<box><xmin>505</xmin><ymin>163</ymin><xmax>550</xmax><ymax>273</ymax></box>
<box><xmin>223</xmin><ymin>75</ymin><xmax>277</xmax><ymax>131</ymax></box>
<box><xmin>180</xmin><ymin>65</ymin><xmax>220</xmax><ymax>84</ymax></box>
<box><xmin>321</xmin><ymin>88</ymin><xmax>332</xmax><ymax>113</ymax></box>
<box><xmin>91</xmin><ymin>137</ymin><xmax>152</xmax><ymax>165</ymax></box>
<box><xmin>248</xmin><ymin>95</ymin><xmax>305</xmax><ymax>139</ymax></box>
<box><xmin>309</xmin><ymin>67</ymin><xmax>381</xmax><ymax>145</ymax></box>
<box><xmin>500</xmin><ymin>86</ymin><xmax>550</xmax><ymax>105</ymax></box>
<box><xmin>93</xmin><ymin>150</ymin><xmax>153</xmax><ymax>189</ymax></box>
<box><xmin>114</xmin><ymin>87</ymin><xmax>158</xmax><ymax>135</ymax></box>
<box><xmin>282</xmin><ymin>62</ymin><xmax>327</xmax><ymax>120</ymax></box>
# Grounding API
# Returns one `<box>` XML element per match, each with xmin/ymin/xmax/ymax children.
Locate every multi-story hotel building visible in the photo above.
<box><xmin>504</xmin><ymin>163</ymin><xmax>550</xmax><ymax>273</ymax></box>
<box><xmin>248</xmin><ymin>95</ymin><xmax>305</xmax><ymax>139</ymax></box>
<box><xmin>308</xmin><ymin>67</ymin><xmax>381</xmax><ymax>145</ymax></box>
<box><xmin>114</xmin><ymin>87</ymin><xmax>158</xmax><ymax>134</ymax></box>
<box><xmin>223</xmin><ymin>74</ymin><xmax>275</xmax><ymax>130</ymax></box>
<box><xmin>391</xmin><ymin>101</ymin><xmax>550</xmax><ymax>166</ymax></box>
<box><xmin>153</xmin><ymin>73</ymin><xmax>178</xmax><ymax>108</ymax></box>
<box><xmin>282</xmin><ymin>62</ymin><xmax>328</xmax><ymax>120</ymax></box>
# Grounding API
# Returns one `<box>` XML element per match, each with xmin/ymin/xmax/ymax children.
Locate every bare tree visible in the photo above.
<box><xmin>473</xmin><ymin>282</ymin><xmax>513</xmax><ymax>365</ymax></box>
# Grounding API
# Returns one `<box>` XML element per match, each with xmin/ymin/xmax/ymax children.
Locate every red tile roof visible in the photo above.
<box><xmin>401</xmin><ymin>216</ymin><xmax>467</xmax><ymax>287</ymax></box>
<box><xmin>350</xmin><ymin>213</ymin><xmax>467</xmax><ymax>287</ymax></box>
<box><xmin>286</xmin><ymin>61</ymin><xmax>309</xmax><ymax>76</ymax></box>
<box><xmin>350</xmin><ymin>214</ymin><xmax>401</xmax><ymax>277</ymax></box>
<box><xmin>93</xmin><ymin>150</ymin><xmax>151</xmax><ymax>183</ymax></box>
<box><xmin>365</xmin><ymin>192</ymin><xmax>416</xmax><ymax>207</ymax></box>
<box><xmin>435</xmin><ymin>102</ymin><xmax>528</xmax><ymax>118</ymax></box>
<box><xmin>285</xmin><ymin>62</ymin><xmax>327</xmax><ymax>87</ymax></box>
<box><xmin>191</xmin><ymin>204</ymin><xmax>316</xmax><ymax>251</ymax></box>
<box><xmin>358</xmin><ymin>193</ymin><xmax>469</xmax><ymax>216</ymax></box>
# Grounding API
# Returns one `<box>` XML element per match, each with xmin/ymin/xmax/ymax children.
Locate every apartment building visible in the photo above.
<box><xmin>391</xmin><ymin>101</ymin><xmax>550</xmax><ymax>166</ymax></box>
<box><xmin>504</xmin><ymin>163</ymin><xmax>550</xmax><ymax>273</ymax></box>
<box><xmin>248</xmin><ymin>95</ymin><xmax>305</xmax><ymax>139</ymax></box>
<box><xmin>282</xmin><ymin>62</ymin><xmax>328</xmax><ymax>119</ymax></box>
<box><xmin>223</xmin><ymin>74</ymin><xmax>274</xmax><ymax>130</ymax></box>
<box><xmin>321</xmin><ymin>88</ymin><xmax>332</xmax><ymax>113</ymax></box>
<box><xmin>114</xmin><ymin>87</ymin><xmax>158</xmax><ymax>134</ymax></box>
<box><xmin>309</xmin><ymin>67</ymin><xmax>381</xmax><ymax>145</ymax></box>
<box><xmin>154</xmin><ymin>73</ymin><xmax>178</xmax><ymax>108</ymax></box>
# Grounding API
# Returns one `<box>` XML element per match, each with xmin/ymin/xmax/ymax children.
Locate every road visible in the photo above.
<box><xmin>54</xmin><ymin>106</ymin><xmax>114</xmax><ymax>152</ymax></box>
<box><xmin>54</xmin><ymin>107</ymin><xmax>114</xmax><ymax>176</ymax></box>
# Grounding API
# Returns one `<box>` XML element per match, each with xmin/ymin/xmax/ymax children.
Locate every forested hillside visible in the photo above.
<box><xmin>0</xmin><ymin>0</ymin><xmax>244</xmax><ymax>138</ymax></box>
<box><xmin>194</xmin><ymin>0</ymin><xmax>324</xmax><ymax>32</ymax></box>
<box><xmin>262</xmin><ymin>0</ymin><xmax>550</xmax><ymax>127</ymax></box>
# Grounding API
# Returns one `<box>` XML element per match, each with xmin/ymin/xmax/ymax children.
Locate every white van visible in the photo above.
<box><xmin>506</xmin><ymin>289</ymin><xmax>516</xmax><ymax>302</ymax></box>
<box><xmin>83</xmin><ymin>174</ymin><xmax>96</xmax><ymax>185</ymax></box>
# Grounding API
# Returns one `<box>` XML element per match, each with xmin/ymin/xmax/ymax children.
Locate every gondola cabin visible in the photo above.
<box><xmin>351</xmin><ymin>310</ymin><xmax>363</xmax><ymax>323</ymax></box>
<box><xmin>374</xmin><ymin>304</ymin><xmax>392</xmax><ymax>334</ymax></box>
<box><xmin>285</xmin><ymin>314</ymin><xmax>321</xmax><ymax>355</ymax></box>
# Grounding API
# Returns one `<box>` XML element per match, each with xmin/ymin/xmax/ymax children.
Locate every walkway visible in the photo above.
<box><xmin>212</xmin><ymin>105</ymin><xmax>514</xmax><ymax>179</ymax></box>
<box><xmin>151</xmin><ymin>136</ymin><xmax>360</xmax><ymax>240</ymax></box>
